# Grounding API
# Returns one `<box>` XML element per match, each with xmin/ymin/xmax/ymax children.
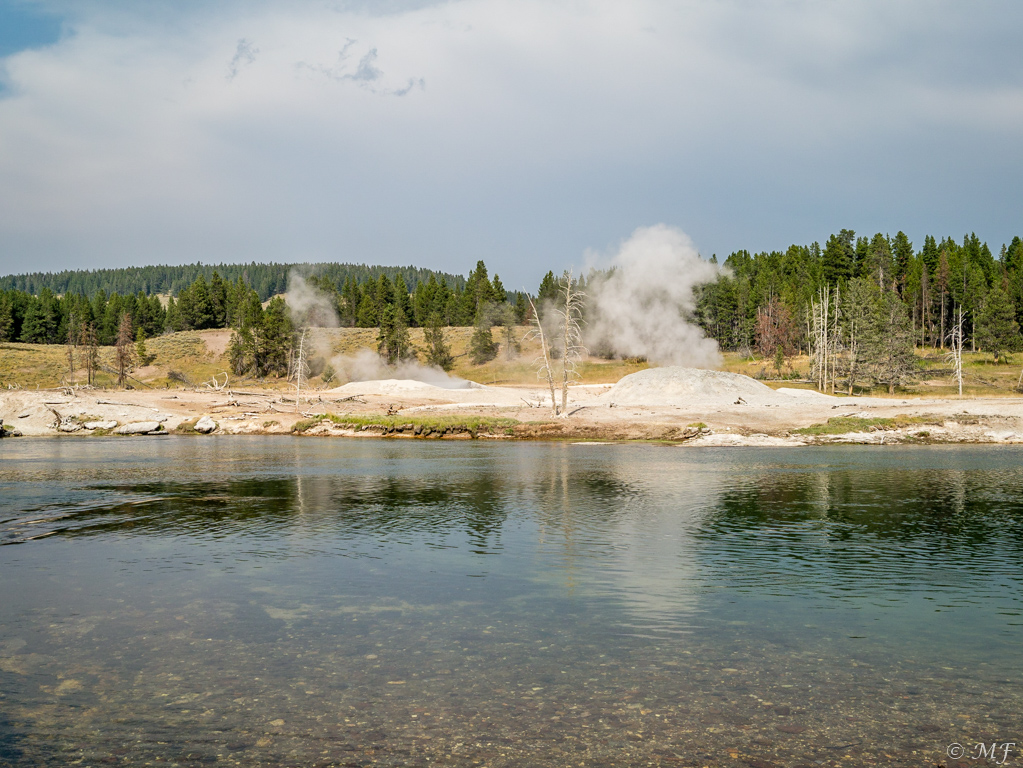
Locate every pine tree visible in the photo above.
<box><xmin>377</xmin><ymin>304</ymin><xmax>416</xmax><ymax>364</ymax></box>
<box><xmin>0</xmin><ymin>293</ymin><xmax>12</xmax><ymax>342</ymax></box>
<box><xmin>841</xmin><ymin>278</ymin><xmax>877</xmax><ymax>393</ymax></box>
<box><xmin>921</xmin><ymin>234</ymin><xmax>939</xmax><ymax>277</ymax></box>
<box><xmin>537</xmin><ymin>270</ymin><xmax>559</xmax><ymax>304</ymax></box>
<box><xmin>863</xmin><ymin>289</ymin><xmax>916</xmax><ymax>394</ymax></box>
<box><xmin>393</xmin><ymin>275</ymin><xmax>413</xmax><ymax>326</ymax></box>
<box><xmin>892</xmin><ymin>231</ymin><xmax>914</xmax><ymax>290</ymax></box>
<box><xmin>514</xmin><ymin>292</ymin><xmax>527</xmax><ymax>324</ymax></box>
<box><xmin>257</xmin><ymin>297</ymin><xmax>293</xmax><ymax>376</ymax></box>
<box><xmin>468</xmin><ymin>314</ymin><xmax>498</xmax><ymax>365</ymax></box>
<box><xmin>822</xmin><ymin>230</ymin><xmax>855</xmax><ymax>285</ymax></box>
<box><xmin>356</xmin><ymin>290</ymin><xmax>379</xmax><ymax>327</ymax></box>
<box><xmin>491</xmin><ymin>273</ymin><xmax>507</xmax><ymax>303</ymax></box>
<box><xmin>228</xmin><ymin>328</ymin><xmax>251</xmax><ymax>376</ymax></box>
<box><xmin>135</xmin><ymin>328</ymin><xmax>151</xmax><ymax>366</ymax></box>
<box><xmin>976</xmin><ymin>286</ymin><xmax>1020</xmax><ymax>361</ymax></box>
<box><xmin>20</xmin><ymin>300</ymin><xmax>46</xmax><ymax>343</ymax></box>
<box><xmin>860</xmin><ymin>233</ymin><xmax>894</xmax><ymax>287</ymax></box>
<box><xmin>423</xmin><ymin>312</ymin><xmax>454</xmax><ymax>371</ymax></box>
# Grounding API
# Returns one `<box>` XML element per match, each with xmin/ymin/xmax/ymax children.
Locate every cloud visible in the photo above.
<box><xmin>0</xmin><ymin>0</ymin><xmax>1020</xmax><ymax>285</ymax></box>
<box><xmin>298</xmin><ymin>40</ymin><xmax>424</xmax><ymax>95</ymax></box>
<box><xmin>226</xmin><ymin>37</ymin><xmax>258</xmax><ymax>80</ymax></box>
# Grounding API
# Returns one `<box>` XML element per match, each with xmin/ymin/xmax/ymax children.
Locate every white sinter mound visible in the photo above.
<box><xmin>601</xmin><ymin>367</ymin><xmax>789</xmax><ymax>406</ymax></box>
<box><xmin>330</xmin><ymin>379</ymin><xmax>479</xmax><ymax>396</ymax></box>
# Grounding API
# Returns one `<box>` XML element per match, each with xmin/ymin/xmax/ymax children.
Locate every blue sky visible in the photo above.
<box><xmin>0</xmin><ymin>0</ymin><xmax>1021</xmax><ymax>289</ymax></box>
<box><xmin>0</xmin><ymin>2</ymin><xmax>60</xmax><ymax>57</ymax></box>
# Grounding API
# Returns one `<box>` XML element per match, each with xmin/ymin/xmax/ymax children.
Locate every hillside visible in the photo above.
<box><xmin>0</xmin><ymin>261</ymin><xmax>466</xmax><ymax>301</ymax></box>
<box><xmin>2</xmin><ymin>326</ymin><xmax>1021</xmax><ymax>398</ymax></box>
<box><xmin>0</xmin><ymin>327</ymin><xmax>649</xmax><ymax>391</ymax></box>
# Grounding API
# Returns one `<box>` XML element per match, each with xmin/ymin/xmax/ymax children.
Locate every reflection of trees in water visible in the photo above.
<box><xmin>30</xmin><ymin>468</ymin><xmax>516</xmax><ymax>552</ymax></box>
<box><xmin>696</xmin><ymin>466</ymin><xmax>1023</xmax><ymax>598</ymax></box>
<box><xmin>703</xmin><ymin>467</ymin><xmax>1023</xmax><ymax>544</ymax></box>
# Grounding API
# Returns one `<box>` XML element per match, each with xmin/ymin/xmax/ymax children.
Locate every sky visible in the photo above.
<box><xmin>0</xmin><ymin>0</ymin><xmax>1021</xmax><ymax>289</ymax></box>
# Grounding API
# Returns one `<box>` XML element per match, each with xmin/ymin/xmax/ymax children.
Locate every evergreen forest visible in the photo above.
<box><xmin>2</xmin><ymin>230</ymin><xmax>1023</xmax><ymax>386</ymax></box>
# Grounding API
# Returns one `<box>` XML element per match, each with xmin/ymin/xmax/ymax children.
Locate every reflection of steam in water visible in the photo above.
<box><xmin>529</xmin><ymin>447</ymin><xmax>723</xmax><ymax>635</ymax></box>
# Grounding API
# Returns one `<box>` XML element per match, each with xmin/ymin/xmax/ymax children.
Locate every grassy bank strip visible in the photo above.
<box><xmin>292</xmin><ymin>412</ymin><xmax>519</xmax><ymax>437</ymax></box>
<box><xmin>793</xmin><ymin>415</ymin><xmax>935</xmax><ymax>436</ymax></box>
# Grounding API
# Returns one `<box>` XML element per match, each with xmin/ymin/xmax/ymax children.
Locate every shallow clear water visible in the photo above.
<box><xmin>1</xmin><ymin>438</ymin><xmax>1021</xmax><ymax>767</ymax></box>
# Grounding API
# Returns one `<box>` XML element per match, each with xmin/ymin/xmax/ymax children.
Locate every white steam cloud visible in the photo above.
<box><xmin>285</xmin><ymin>271</ymin><xmax>340</xmax><ymax>328</ymax></box>
<box><xmin>284</xmin><ymin>271</ymin><xmax>475</xmax><ymax>389</ymax></box>
<box><xmin>586</xmin><ymin>224</ymin><xmax>721</xmax><ymax>368</ymax></box>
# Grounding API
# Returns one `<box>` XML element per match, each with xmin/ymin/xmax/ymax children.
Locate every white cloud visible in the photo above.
<box><xmin>0</xmin><ymin>0</ymin><xmax>1021</xmax><ymax>284</ymax></box>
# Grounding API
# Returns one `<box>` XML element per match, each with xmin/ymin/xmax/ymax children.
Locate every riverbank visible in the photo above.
<box><xmin>4</xmin><ymin>377</ymin><xmax>1023</xmax><ymax>445</ymax></box>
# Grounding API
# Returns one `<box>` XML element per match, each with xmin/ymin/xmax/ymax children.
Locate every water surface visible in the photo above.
<box><xmin>2</xmin><ymin>438</ymin><xmax>1021</xmax><ymax>766</ymax></box>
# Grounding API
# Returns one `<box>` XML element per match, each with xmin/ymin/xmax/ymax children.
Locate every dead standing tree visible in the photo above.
<box><xmin>946</xmin><ymin>304</ymin><xmax>964</xmax><ymax>397</ymax></box>
<box><xmin>526</xmin><ymin>295</ymin><xmax>558</xmax><ymax>415</ymax></box>
<box><xmin>292</xmin><ymin>326</ymin><xmax>310</xmax><ymax>412</ymax></box>
<box><xmin>555</xmin><ymin>273</ymin><xmax>585</xmax><ymax>415</ymax></box>
<box><xmin>115</xmin><ymin>312</ymin><xmax>135</xmax><ymax>387</ymax></box>
<box><xmin>80</xmin><ymin>322</ymin><xmax>98</xmax><ymax>386</ymax></box>
<box><xmin>65</xmin><ymin>311</ymin><xmax>79</xmax><ymax>386</ymax></box>
<box><xmin>810</xmin><ymin>285</ymin><xmax>831</xmax><ymax>392</ymax></box>
<box><xmin>526</xmin><ymin>272</ymin><xmax>586</xmax><ymax>416</ymax></box>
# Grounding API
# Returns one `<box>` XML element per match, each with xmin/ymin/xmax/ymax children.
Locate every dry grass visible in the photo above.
<box><xmin>4</xmin><ymin>325</ymin><xmax>1022</xmax><ymax>396</ymax></box>
<box><xmin>721</xmin><ymin>349</ymin><xmax>1023</xmax><ymax>397</ymax></box>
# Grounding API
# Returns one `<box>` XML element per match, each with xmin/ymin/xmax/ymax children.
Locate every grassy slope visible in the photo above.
<box><xmin>3</xmin><ymin>327</ymin><xmax>1022</xmax><ymax>396</ymax></box>
<box><xmin>0</xmin><ymin>327</ymin><xmax>650</xmax><ymax>390</ymax></box>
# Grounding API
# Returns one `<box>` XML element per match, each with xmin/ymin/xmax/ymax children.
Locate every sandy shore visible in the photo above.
<box><xmin>3</xmin><ymin>372</ymin><xmax>1023</xmax><ymax>446</ymax></box>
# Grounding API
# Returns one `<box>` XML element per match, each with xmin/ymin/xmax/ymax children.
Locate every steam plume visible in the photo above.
<box><xmin>585</xmin><ymin>224</ymin><xmax>721</xmax><ymax>367</ymax></box>
<box><xmin>285</xmin><ymin>271</ymin><xmax>339</xmax><ymax>328</ymax></box>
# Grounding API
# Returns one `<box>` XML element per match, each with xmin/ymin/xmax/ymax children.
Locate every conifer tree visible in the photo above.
<box><xmin>258</xmin><ymin>297</ymin><xmax>293</xmax><ymax>376</ymax></box>
<box><xmin>976</xmin><ymin>285</ymin><xmax>1020</xmax><ymax>361</ymax></box>
<box><xmin>468</xmin><ymin>310</ymin><xmax>498</xmax><ymax>365</ymax></box>
<box><xmin>822</xmin><ymin>230</ymin><xmax>855</xmax><ymax>285</ymax></box>
<box><xmin>863</xmin><ymin>289</ymin><xmax>916</xmax><ymax>394</ymax></box>
<box><xmin>377</xmin><ymin>304</ymin><xmax>416</xmax><ymax>364</ymax></box>
<box><xmin>892</xmin><ymin>231</ymin><xmax>914</xmax><ymax>290</ymax></box>
<box><xmin>393</xmin><ymin>275</ymin><xmax>414</xmax><ymax>326</ymax></box>
<box><xmin>135</xmin><ymin>328</ymin><xmax>151</xmax><ymax>366</ymax></box>
<box><xmin>423</xmin><ymin>312</ymin><xmax>454</xmax><ymax>371</ymax></box>
<box><xmin>0</xmin><ymin>293</ymin><xmax>12</xmax><ymax>342</ymax></box>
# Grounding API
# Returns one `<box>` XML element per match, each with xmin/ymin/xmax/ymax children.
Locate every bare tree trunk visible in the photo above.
<box><xmin>946</xmin><ymin>305</ymin><xmax>964</xmax><ymax>397</ymax></box>
<box><xmin>294</xmin><ymin>326</ymin><xmax>308</xmax><ymax>412</ymax></box>
<box><xmin>115</xmin><ymin>312</ymin><xmax>134</xmax><ymax>387</ymax></box>
<box><xmin>830</xmin><ymin>286</ymin><xmax>840</xmax><ymax>394</ymax></box>
<box><xmin>66</xmin><ymin>311</ymin><xmax>78</xmax><ymax>385</ymax></box>
<box><xmin>939</xmin><ymin>289</ymin><xmax>946</xmax><ymax>350</ymax></box>
<box><xmin>557</xmin><ymin>272</ymin><xmax>585</xmax><ymax>416</ymax></box>
<box><xmin>527</xmin><ymin>296</ymin><xmax>558</xmax><ymax>415</ymax></box>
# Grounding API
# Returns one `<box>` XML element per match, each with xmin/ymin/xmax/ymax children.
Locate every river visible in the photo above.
<box><xmin>1</xmin><ymin>438</ymin><xmax>1021</xmax><ymax>766</ymax></box>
